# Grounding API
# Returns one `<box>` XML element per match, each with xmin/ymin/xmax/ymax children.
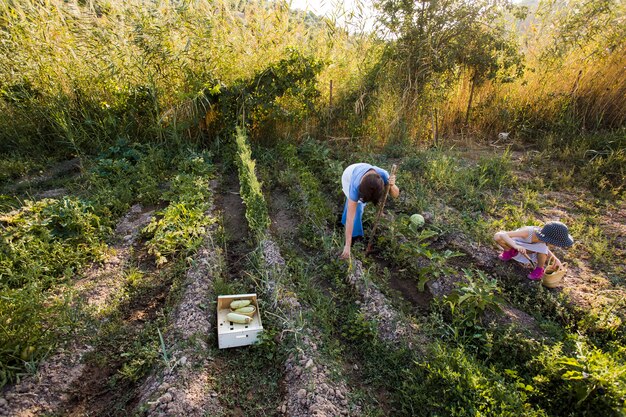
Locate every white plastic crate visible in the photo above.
<box><xmin>217</xmin><ymin>293</ymin><xmax>263</xmax><ymax>349</ymax></box>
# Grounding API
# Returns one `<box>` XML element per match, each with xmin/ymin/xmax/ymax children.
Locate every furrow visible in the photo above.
<box><xmin>135</xmin><ymin>181</ymin><xmax>224</xmax><ymax>417</ymax></box>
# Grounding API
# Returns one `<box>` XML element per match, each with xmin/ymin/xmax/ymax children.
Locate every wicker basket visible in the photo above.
<box><xmin>542</xmin><ymin>258</ymin><xmax>567</xmax><ymax>288</ymax></box>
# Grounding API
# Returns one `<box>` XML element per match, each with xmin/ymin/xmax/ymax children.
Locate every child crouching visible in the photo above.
<box><xmin>494</xmin><ymin>221</ymin><xmax>574</xmax><ymax>280</ymax></box>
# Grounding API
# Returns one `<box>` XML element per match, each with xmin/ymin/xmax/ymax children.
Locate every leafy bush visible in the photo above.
<box><xmin>243</xmin><ymin>49</ymin><xmax>323</xmax><ymax>140</ymax></box>
<box><xmin>444</xmin><ymin>269</ymin><xmax>505</xmax><ymax>327</ymax></box>
<box><xmin>398</xmin><ymin>343</ymin><xmax>545</xmax><ymax>417</ymax></box>
<box><xmin>85</xmin><ymin>140</ymin><xmax>168</xmax><ymax>218</ymax></box>
<box><xmin>530</xmin><ymin>340</ymin><xmax>626</xmax><ymax>416</ymax></box>
<box><xmin>0</xmin><ymin>282</ymin><xmax>77</xmax><ymax>388</ymax></box>
<box><xmin>0</xmin><ymin>197</ymin><xmax>108</xmax><ymax>289</ymax></box>
<box><xmin>378</xmin><ymin>214</ymin><xmax>462</xmax><ymax>291</ymax></box>
<box><xmin>0</xmin><ymin>196</ymin><xmax>106</xmax><ymax>387</ymax></box>
<box><xmin>143</xmin><ymin>200</ymin><xmax>215</xmax><ymax>266</ymax></box>
<box><xmin>0</xmin><ymin>156</ymin><xmax>45</xmax><ymax>185</ymax></box>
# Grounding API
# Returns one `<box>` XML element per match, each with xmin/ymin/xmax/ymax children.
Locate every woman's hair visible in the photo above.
<box><xmin>359</xmin><ymin>174</ymin><xmax>385</xmax><ymax>204</ymax></box>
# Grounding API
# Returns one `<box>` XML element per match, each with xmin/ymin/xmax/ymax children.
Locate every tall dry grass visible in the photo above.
<box><xmin>439</xmin><ymin>46</ymin><xmax>626</xmax><ymax>140</ymax></box>
<box><xmin>438</xmin><ymin>0</ymin><xmax>626</xmax><ymax>141</ymax></box>
<box><xmin>0</xmin><ymin>0</ymin><xmax>371</xmax><ymax>155</ymax></box>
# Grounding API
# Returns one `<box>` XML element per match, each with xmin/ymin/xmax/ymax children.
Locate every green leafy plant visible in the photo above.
<box><xmin>235</xmin><ymin>127</ymin><xmax>271</xmax><ymax>239</ymax></box>
<box><xmin>143</xmin><ymin>201</ymin><xmax>213</xmax><ymax>266</ymax></box>
<box><xmin>85</xmin><ymin>140</ymin><xmax>168</xmax><ymax>218</ymax></box>
<box><xmin>530</xmin><ymin>339</ymin><xmax>626</xmax><ymax>415</ymax></box>
<box><xmin>0</xmin><ymin>196</ymin><xmax>110</xmax><ymax>385</ymax></box>
<box><xmin>445</xmin><ymin>269</ymin><xmax>505</xmax><ymax>327</ymax></box>
<box><xmin>143</xmin><ymin>151</ymin><xmax>215</xmax><ymax>266</ymax></box>
<box><xmin>0</xmin><ymin>197</ymin><xmax>108</xmax><ymax>289</ymax></box>
<box><xmin>0</xmin><ymin>282</ymin><xmax>77</xmax><ymax>387</ymax></box>
<box><xmin>379</xmin><ymin>215</ymin><xmax>463</xmax><ymax>291</ymax></box>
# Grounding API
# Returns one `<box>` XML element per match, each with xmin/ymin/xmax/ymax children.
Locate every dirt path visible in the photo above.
<box><xmin>1</xmin><ymin>158</ymin><xmax>81</xmax><ymax>196</ymax></box>
<box><xmin>267</xmin><ymin>181</ymin><xmax>406</xmax><ymax>415</ymax></box>
<box><xmin>269</xmin><ymin>190</ymin><xmax>299</xmax><ymax>241</ymax></box>
<box><xmin>218</xmin><ymin>165</ymin><xmax>357</xmax><ymax>415</ymax></box>
<box><xmin>217</xmin><ymin>170</ymin><xmax>253</xmax><ymax>286</ymax></box>
<box><xmin>1</xmin><ymin>204</ymin><xmax>155</xmax><ymax>417</ymax></box>
<box><xmin>366</xmin><ymin>247</ymin><xmax>434</xmax><ymax>313</ymax></box>
<box><xmin>138</xmin><ymin>167</ymin><xmax>284</xmax><ymax>416</ymax></box>
<box><xmin>346</xmin><ymin>260</ymin><xmax>428</xmax><ymax>352</ymax></box>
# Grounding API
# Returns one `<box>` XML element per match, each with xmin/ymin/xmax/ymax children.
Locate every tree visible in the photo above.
<box><xmin>373</xmin><ymin>0</ymin><xmax>525</xmax><ymax>127</ymax></box>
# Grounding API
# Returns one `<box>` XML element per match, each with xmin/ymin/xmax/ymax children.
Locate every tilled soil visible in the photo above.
<box><xmin>269</xmin><ymin>190</ymin><xmax>299</xmax><ymax>240</ymax></box>
<box><xmin>259</xmin><ymin>238</ymin><xmax>357</xmax><ymax>417</ymax></box>
<box><xmin>76</xmin><ymin>204</ymin><xmax>156</xmax><ymax>311</ymax></box>
<box><xmin>281</xmin><ymin>334</ymin><xmax>355</xmax><ymax>417</ymax></box>
<box><xmin>136</xmin><ymin>190</ymin><xmax>224</xmax><ymax>417</ymax></box>
<box><xmin>2</xmin><ymin>158</ymin><xmax>82</xmax><ymax>195</ymax></box>
<box><xmin>346</xmin><ymin>260</ymin><xmax>428</xmax><ymax>352</ymax></box>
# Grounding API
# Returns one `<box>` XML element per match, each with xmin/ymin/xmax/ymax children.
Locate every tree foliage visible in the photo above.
<box><xmin>375</xmin><ymin>0</ymin><xmax>525</xmax><ymax>92</ymax></box>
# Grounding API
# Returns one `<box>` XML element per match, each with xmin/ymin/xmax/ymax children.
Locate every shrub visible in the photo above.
<box><xmin>0</xmin><ymin>197</ymin><xmax>108</xmax><ymax>289</ymax></box>
<box><xmin>0</xmin><ymin>155</ymin><xmax>45</xmax><ymax>185</ymax></box>
<box><xmin>399</xmin><ymin>343</ymin><xmax>545</xmax><ymax>417</ymax></box>
<box><xmin>0</xmin><ymin>282</ymin><xmax>77</xmax><ymax>388</ymax></box>
<box><xmin>530</xmin><ymin>340</ymin><xmax>626</xmax><ymax>416</ymax></box>
<box><xmin>444</xmin><ymin>269</ymin><xmax>505</xmax><ymax>328</ymax></box>
<box><xmin>143</xmin><ymin>200</ymin><xmax>214</xmax><ymax>266</ymax></box>
<box><xmin>84</xmin><ymin>139</ymin><xmax>168</xmax><ymax>218</ymax></box>
<box><xmin>0</xmin><ymin>196</ymin><xmax>105</xmax><ymax>387</ymax></box>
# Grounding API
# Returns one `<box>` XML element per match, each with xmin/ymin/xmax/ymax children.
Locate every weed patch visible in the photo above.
<box><xmin>82</xmin><ymin>140</ymin><xmax>169</xmax><ymax>219</ymax></box>
<box><xmin>142</xmin><ymin>150</ymin><xmax>214</xmax><ymax>266</ymax></box>
<box><xmin>0</xmin><ymin>283</ymin><xmax>78</xmax><ymax>387</ymax></box>
<box><xmin>0</xmin><ymin>197</ymin><xmax>108</xmax><ymax>289</ymax></box>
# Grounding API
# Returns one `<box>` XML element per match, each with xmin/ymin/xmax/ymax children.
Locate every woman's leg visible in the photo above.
<box><xmin>341</xmin><ymin>200</ymin><xmax>364</xmax><ymax>237</ymax></box>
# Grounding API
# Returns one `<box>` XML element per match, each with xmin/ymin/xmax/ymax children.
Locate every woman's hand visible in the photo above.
<box><xmin>339</xmin><ymin>245</ymin><xmax>351</xmax><ymax>260</ymax></box>
<box><xmin>388</xmin><ymin>175</ymin><xmax>399</xmax><ymax>198</ymax></box>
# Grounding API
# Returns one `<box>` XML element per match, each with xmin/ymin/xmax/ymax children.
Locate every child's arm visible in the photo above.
<box><xmin>494</xmin><ymin>228</ymin><xmax>531</xmax><ymax>254</ymax></box>
<box><xmin>547</xmin><ymin>249</ymin><xmax>563</xmax><ymax>268</ymax></box>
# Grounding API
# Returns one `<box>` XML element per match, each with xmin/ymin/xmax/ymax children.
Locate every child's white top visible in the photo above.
<box><xmin>512</xmin><ymin>226</ymin><xmax>549</xmax><ymax>265</ymax></box>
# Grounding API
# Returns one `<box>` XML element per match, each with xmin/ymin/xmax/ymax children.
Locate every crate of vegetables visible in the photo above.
<box><xmin>217</xmin><ymin>293</ymin><xmax>263</xmax><ymax>349</ymax></box>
